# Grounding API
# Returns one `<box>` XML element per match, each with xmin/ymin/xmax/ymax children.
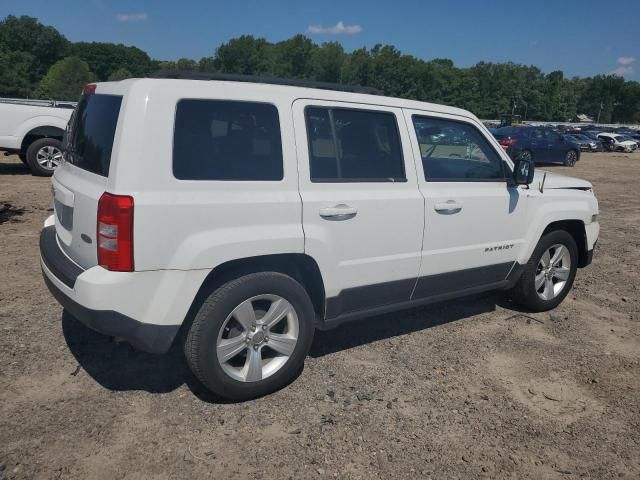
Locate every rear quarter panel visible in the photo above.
<box><xmin>104</xmin><ymin>80</ymin><xmax>304</xmax><ymax>271</ymax></box>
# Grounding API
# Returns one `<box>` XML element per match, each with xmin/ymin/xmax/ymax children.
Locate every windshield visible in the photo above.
<box><xmin>64</xmin><ymin>93</ymin><xmax>122</xmax><ymax>177</ymax></box>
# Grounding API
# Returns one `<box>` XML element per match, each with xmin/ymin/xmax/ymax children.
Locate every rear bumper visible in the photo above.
<box><xmin>42</xmin><ymin>274</ymin><xmax>179</xmax><ymax>354</ymax></box>
<box><xmin>40</xmin><ymin>225</ymin><xmax>207</xmax><ymax>354</ymax></box>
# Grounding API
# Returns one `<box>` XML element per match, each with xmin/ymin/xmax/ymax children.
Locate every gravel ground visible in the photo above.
<box><xmin>1</xmin><ymin>152</ymin><xmax>639</xmax><ymax>480</ymax></box>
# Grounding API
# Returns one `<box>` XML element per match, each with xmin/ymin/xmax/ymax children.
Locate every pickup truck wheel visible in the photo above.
<box><xmin>510</xmin><ymin>230</ymin><xmax>578</xmax><ymax>312</ymax></box>
<box><xmin>26</xmin><ymin>138</ymin><xmax>63</xmax><ymax>176</ymax></box>
<box><xmin>564</xmin><ymin>150</ymin><xmax>578</xmax><ymax>166</ymax></box>
<box><xmin>185</xmin><ymin>272</ymin><xmax>315</xmax><ymax>401</ymax></box>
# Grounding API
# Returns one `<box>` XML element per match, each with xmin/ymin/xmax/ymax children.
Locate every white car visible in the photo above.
<box><xmin>0</xmin><ymin>98</ymin><xmax>75</xmax><ymax>175</ymax></box>
<box><xmin>597</xmin><ymin>132</ymin><xmax>637</xmax><ymax>153</ymax></box>
<box><xmin>40</xmin><ymin>76</ymin><xmax>600</xmax><ymax>400</ymax></box>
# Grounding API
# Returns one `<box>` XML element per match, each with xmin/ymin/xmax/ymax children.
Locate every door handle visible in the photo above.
<box><xmin>319</xmin><ymin>204</ymin><xmax>358</xmax><ymax>220</ymax></box>
<box><xmin>434</xmin><ymin>200</ymin><xmax>462</xmax><ymax>214</ymax></box>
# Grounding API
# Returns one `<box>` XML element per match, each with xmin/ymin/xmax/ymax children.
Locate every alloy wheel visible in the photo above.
<box><xmin>535</xmin><ymin>244</ymin><xmax>571</xmax><ymax>301</ymax></box>
<box><xmin>36</xmin><ymin>145</ymin><xmax>63</xmax><ymax>171</ymax></box>
<box><xmin>216</xmin><ymin>294</ymin><xmax>299</xmax><ymax>382</ymax></box>
<box><xmin>565</xmin><ymin>150</ymin><xmax>577</xmax><ymax>166</ymax></box>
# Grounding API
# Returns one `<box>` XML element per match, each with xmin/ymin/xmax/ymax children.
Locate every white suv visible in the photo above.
<box><xmin>40</xmin><ymin>75</ymin><xmax>599</xmax><ymax>400</ymax></box>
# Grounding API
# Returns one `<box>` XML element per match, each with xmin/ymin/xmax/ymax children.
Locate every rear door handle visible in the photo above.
<box><xmin>319</xmin><ymin>204</ymin><xmax>358</xmax><ymax>221</ymax></box>
<box><xmin>434</xmin><ymin>200</ymin><xmax>462</xmax><ymax>214</ymax></box>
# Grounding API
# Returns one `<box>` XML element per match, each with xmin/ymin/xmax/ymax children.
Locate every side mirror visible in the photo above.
<box><xmin>513</xmin><ymin>153</ymin><xmax>535</xmax><ymax>185</ymax></box>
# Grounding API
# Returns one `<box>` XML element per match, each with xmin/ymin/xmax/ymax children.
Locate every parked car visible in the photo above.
<box><xmin>0</xmin><ymin>97</ymin><xmax>76</xmax><ymax>175</ymax></box>
<box><xmin>597</xmin><ymin>133</ymin><xmax>637</xmax><ymax>153</ymax></box>
<box><xmin>566</xmin><ymin>134</ymin><xmax>600</xmax><ymax>152</ymax></box>
<box><xmin>621</xmin><ymin>131</ymin><xmax>640</xmax><ymax>142</ymax></box>
<box><xmin>40</xmin><ymin>75</ymin><xmax>599</xmax><ymax>400</ymax></box>
<box><xmin>620</xmin><ymin>135</ymin><xmax>639</xmax><ymax>149</ymax></box>
<box><xmin>493</xmin><ymin>126</ymin><xmax>581</xmax><ymax>166</ymax></box>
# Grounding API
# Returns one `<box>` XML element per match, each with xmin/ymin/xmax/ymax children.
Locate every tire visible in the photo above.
<box><xmin>564</xmin><ymin>149</ymin><xmax>578</xmax><ymax>166</ymax></box>
<box><xmin>18</xmin><ymin>153</ymin><xmax>27</xmax><ymax>164</ymax></box>
<box><xmin>510</xmin><ymin>230</ymin><xmax>578</xmax><ymax>312</ymax></box>
<box><xmin>25</xmin><ymin>137</ymin><xmax>63</xmax><ymax>176</ymax></box>
<box><xmin>185</xmin><ymin>272</ymin><xmax>315</xmax><ymax>401</ymax></box>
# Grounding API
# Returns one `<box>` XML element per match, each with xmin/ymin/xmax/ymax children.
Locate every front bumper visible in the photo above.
<box><xmin>39</xmin><ymin>226</ymin><xmax>205</xmax><ymax>354</ymax></box>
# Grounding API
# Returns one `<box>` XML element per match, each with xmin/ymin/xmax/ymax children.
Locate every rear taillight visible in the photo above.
<box><xmin>83</xmin><ymin>84</ymin><xmax>96</xmax><ymax>95</ymax></box>
<box><xmin>97</xmin><ymin>192</ymin><xmax>134</xmax><ymax>272</ymax></box>
<box><xmin>499</xmin><ymin>138</ymin><xmax>518</xmax><ymax>147</ymax></box>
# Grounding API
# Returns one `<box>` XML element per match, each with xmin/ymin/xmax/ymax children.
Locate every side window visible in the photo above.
<box><xmin>412</xmin><ymin>115</ymin><xmax>505</xmax><ymax>181</ymax></box>
<box><xmin>545</xmin><ymin>130</ymin><xmax>561</xmax><ymax>143</ymax></box>
<box><xmin>532</xmin><ymin>128</ymin><xmax>545</xmax><ymax>140</ymax></box>
<box><xmin>305</xmin><ymin>107</ymin><xmax>405</xmax><ymax>182</ymax></box>
<box><xmin>173</xmin><ymin>99</ymin><xmax>283</xmax><ymax>180</ymax></box>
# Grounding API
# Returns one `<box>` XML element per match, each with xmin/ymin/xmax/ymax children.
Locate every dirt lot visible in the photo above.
<box><xmin>1</xmin><ymin>152</ymin><xmax>639</xmax><ymax>479</ymax></box>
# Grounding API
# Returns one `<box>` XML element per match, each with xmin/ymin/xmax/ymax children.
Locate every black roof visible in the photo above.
<box><xmin>149</xmin><ymin>71</ymin><xmax>383</xmax><ymax>95</ymax></box>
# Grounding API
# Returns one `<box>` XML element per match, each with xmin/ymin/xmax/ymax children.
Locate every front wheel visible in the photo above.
<box><xmin>509</xmin><ymin>230</ymin><xmax>578</xmax><ymax>312</ymax></box>
<box><xmin>185</xmin><ymin>272</ymin><xmax>315</xmax><ymax>400</ymax></box>
<box><xmin>564</xmin><ymin>149</ymin><xmax>578</xmax><ymax>166</ymax></box>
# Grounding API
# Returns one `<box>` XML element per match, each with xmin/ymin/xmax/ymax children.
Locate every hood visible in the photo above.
<box><xmin>533</xmin><ymin>170</ymin><xmax>593</xmax><ymax>191</ymax></box>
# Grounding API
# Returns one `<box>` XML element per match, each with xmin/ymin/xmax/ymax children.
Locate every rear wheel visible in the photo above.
<box><xmin>564</xmin><ymin>149</ymin><xmax>578</xmax><ymax>166</ymax></box>
<box><xmin>26</xmin><ymin>138</ymin><xmax>63</xmax><ymax>176</ymax></box>
<box><xmin>510</xmin><ymin>230</ymin><xmax>578</xmax><ymax>312</ymax></box>
<box><xmin>185</xmin><ymin>272</ymin><xmax>315</xmax><ymax>400</ymax></box>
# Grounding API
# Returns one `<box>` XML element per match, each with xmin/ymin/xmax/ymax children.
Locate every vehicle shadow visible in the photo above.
<box><xmin>61</xmin><ymin>312</ymin><xmax>229</xmax><ymax>402</ymax></box>
<box><xmin>0</xmin><ymin>158</ymin><xmax>31</xmax><ymax>175</ymax></box>
<box><xmin>62</xmin><ymin>293</ymin><xmax>504</xmax><ymax>403</ymax></box>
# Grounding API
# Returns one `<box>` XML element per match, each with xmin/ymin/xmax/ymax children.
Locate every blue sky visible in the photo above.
<box><xmin>2</xmin><ymin>0</ymin><xmax>639</xmax><ymax>80</ymax></box>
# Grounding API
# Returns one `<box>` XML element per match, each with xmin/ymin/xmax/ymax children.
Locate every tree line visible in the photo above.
<box><xmin>1</xmin><ymin>15</ymin><xmax>639</xmax><ymax>123</ymax></box>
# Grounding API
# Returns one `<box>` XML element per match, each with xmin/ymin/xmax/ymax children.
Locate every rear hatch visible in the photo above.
<box><xmin>53</xmin><ymin>89</ymin><xmax>123</xmax><ymax>270</ymax></box>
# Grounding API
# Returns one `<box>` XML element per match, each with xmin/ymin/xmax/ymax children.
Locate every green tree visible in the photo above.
<box><xmin>68</xmin><ymin>42</ymin><xmax>153</xmax><ymax>80</ymax></box>
<box><xmin>0</xmin><ymin>47</ymin><xmax>34</xmax><ymax>97</ymax></box>
<box><xmin>214</xmin><ymin>35</ymin><xmax>271</xmax><ymax>75</ymax></box>
<box><xmin>310</xmin><ymin>42</ymin><xmax>345</xmax><ymax>83</ymax></box>
<box><xmin>340</xmin><ymin>48</ymin><xmax>372</xmax><ymax>87</ymax></box>
<box><xmin>176</xmin><ymin>58</ymin><xmax>198</xmax><ymax>71</ymax></box>
<box><xmin>0</xmin><ymin>15</ymin><xmax>69</xmax><ymax>83</ymax></box>
<box><xmin>36</xmin><ymin>56</ymin><xmax>94</xmax><ymax>100</ymax></box>
<box><xmin>270</xmin><ymin>35</ymin><xmax>315</xmax><ymax>78</ymax></box>
<box><xmin>108</xmin><ymin>67</ymin><xmax>132</xmax><ymax>81</ymax></box>
<box><xmin>2</xmin><ymin>14</ymin><xmax>640</xmax><ymax>122</ymax></box>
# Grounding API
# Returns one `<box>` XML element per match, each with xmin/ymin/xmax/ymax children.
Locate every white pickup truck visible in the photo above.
<box><xmin>0</xmin><ymin>98</ymin><xmax>75</xmax><ymax>176</ymax></box>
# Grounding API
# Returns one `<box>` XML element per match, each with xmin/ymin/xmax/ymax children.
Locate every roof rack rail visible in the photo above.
<box><xmin>149</xmin><ymin>71</ymin><xmax>383</xmax><ymax>95</ymax></box>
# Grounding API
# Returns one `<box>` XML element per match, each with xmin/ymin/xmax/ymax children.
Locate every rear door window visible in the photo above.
<box><xmin>173</xmin><ymin>100</ymin><xmax>283</xmax><ymax>181</ymax></box>
<box><xmin>64</xmin><ymin>94</ymin><xmax>122</xmax><ymax>177</ymax></box>
<box><xmin>305</xmin><ymin>107</ymin><xmax>405</xmax><ymax>182</ymax></box>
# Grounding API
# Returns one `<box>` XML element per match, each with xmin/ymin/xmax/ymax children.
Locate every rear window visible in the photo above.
<box><xmin>173</xmin><ymin>99</ymin><xmax>283</xmax><ymax>181</ymax></box>
<box><xmin>64</xmin><ymin>94</ymin><xmax>122</xmax><ymax>177</ymax></box>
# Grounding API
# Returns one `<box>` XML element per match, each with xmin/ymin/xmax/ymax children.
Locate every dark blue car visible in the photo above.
<box><xmin>493</xmin><ymin>126</ymin><xmax>581</xmax><ymax>166</ymax></box>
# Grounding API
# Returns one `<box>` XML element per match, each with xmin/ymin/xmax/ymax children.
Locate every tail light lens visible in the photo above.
<box><xmin>499</xmin><ymin>138</ymin><xmax>518</xmax><ymax>147</ymax></box>
<box><xmin>97</xmin><ymin>192</ymin><xmax>134</xmax><ymax>272</ymax></box>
